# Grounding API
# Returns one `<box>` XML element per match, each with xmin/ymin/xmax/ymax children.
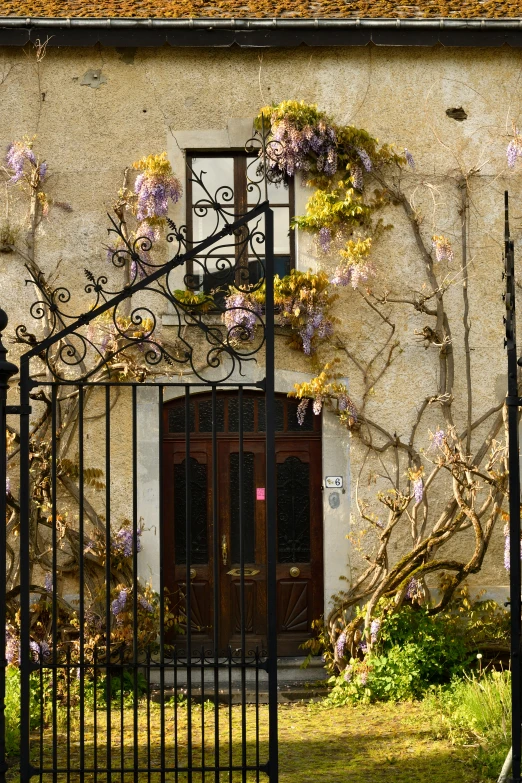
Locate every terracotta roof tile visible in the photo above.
<box><xmin>1</xmin><ymin>0</ymin><xmax>522</xmax><ymax>19</ymax></box>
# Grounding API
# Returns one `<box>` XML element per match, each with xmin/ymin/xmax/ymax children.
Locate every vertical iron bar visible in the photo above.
<box><xmin>51</xmin><ymin>384</ymin><xmax>58</xmax><ymax>783</ymax></box>
<box><xmin>238</xmin><ymin>387</ymin><xmax>247</xmax><ymax>783</ymax></box>
<box><xmin>264</xmin><ymin>207</ymin><xmax>278</xmax><ymax>783</ymax></box>
<box><xmin>66</xmin><ymin>645</ymin><xmax>71</xmax><ymax>783</ymax></box>
<box><xmin>78</xmin><ymin>384</ymin><xmax>85</xmax><ymax>783</ymax></box>
<box><xmin>505</xmin><ymin>190</ymin><xmax>522</xmax><ymax>783</ymax></box>
<box><xmin>120</xmin><ymin>645</ymin><xmax>124</xmax><ymax>783</ymax></box>
<box><xmin>201</xmin><ymin>644</ymin><xmax>205</xmax><ymax>783</ymax></box>
<box><xmin>94</xmin><ymin>644</ymin><xmax>98</xmax><ymax>783</ymax></box>
<box><xmin>158</xmin><ymin>385</ymin><xmax>166</xmax><ymax>783</ymax></box>
<box><xmin>211</xmin><ymin>386</ymin><xmax>220</xmax><ymax>783</ymax></box>
<box><xmin>38</xmin><ymin>655</ymin><xmax>43</xmax><ymax>781</ymax></box>
<box><xmin>132</xmin><ymin>385</ymin><xmax>139</xmax><ymax>783</ymax></box>
<box><xmin>0</xmin><ymin>309</ymin><xmax>17</xmax><ymax>783</ymax></box>
<box><xmin>228</xmin><ymin>647</ymin><xmax>232</xmax><ymax>783</ymax></box>
<box><xmin>19</xmin><ymin>358</ymin><xmax>32</xmax><ymax>783</ymax></box>
<box><xmin>185</xmin><ymin>386</ymin><xmax>193</xmax><ymax>783</ymax></box>
<box><xmin>173</xmin><ymin>647</ymin><xmax>179</xmax><ymax>783</ymax></box>
<box><xmin>105</xmin><ymin>385</ymin><xmax>112</xmax><ymax>783</ymax></box>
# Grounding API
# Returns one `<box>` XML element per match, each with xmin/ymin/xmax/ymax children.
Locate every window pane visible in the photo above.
<box><xmin>191</xmin><ymin>157</ymin><xmax>234</xmax><ymax>205</ymax></box>
<box><xmin>246</xmin><ymin>157</ymin><xmax>290</xmax><ymax>205</ymax></box>
<box><xmin>248</xmin><ymin>209</ymin><xmax>290</xmax><ymax>256</ymax></box>
<box><xmin>192</xmin><ymin>208</ymin><xmax>230</xmax><ymax>243</ymax></box>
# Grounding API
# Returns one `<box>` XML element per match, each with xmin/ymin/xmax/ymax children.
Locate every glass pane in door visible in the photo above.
<box><xmin>277</xmin><ymin>456</ymin><xmax>311</xmax><ymax>563</ymax></box>
<box><xmin>230</xmin><ymin>452</ymin><xmax>256</xmax><ymax>563</ymax></box>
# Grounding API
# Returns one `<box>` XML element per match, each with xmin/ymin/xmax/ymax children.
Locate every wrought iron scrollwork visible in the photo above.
<box><xmin>17</xmin><ymin>164</ymin><xmax>271</xmax><ymax>384</ymax></box>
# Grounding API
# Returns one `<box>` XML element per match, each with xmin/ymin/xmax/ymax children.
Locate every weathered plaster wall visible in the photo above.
<box><xmin>2</xmin><ymin>43</ymin><xmax>521</xmax><ymax>610</ymax></box>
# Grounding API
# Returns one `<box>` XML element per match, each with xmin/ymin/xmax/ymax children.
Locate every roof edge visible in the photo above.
<box><xmin>2</xmin><ymin>16</ymin><xmax>522</xmax><ymax>47</ymax></box>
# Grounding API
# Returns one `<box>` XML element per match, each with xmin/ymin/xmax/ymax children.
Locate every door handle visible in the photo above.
<box><xmin>221</xmin><ymin>534</ymin><xmax>228</xmax><ymax>566</ymax></box>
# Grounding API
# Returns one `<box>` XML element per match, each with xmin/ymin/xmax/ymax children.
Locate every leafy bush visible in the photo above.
<box><xmin>425</xmin><ymin>670</ymin><xmax>511</xmax><ymax>780</ymax></box>
<box><xmin>326</xmin><ymin>604</ymin><xmax>471</xmax><ymax>705</ymax></box>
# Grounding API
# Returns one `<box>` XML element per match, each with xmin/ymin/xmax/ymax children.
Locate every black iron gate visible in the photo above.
<box><xmin>0</xmin><ymin>162</ymin><xmax>278</xmax><ymax>782</ymax></box>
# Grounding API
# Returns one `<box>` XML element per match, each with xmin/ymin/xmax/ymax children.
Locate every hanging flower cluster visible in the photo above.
<box><xmin>133</xmin><ymin>152</ymin><xmax>182</xmax><ymax>221</ymax></box>
<box><xmin>408</xmin><ymin>466</ymin><xmax>425</xmax><ymax>503</ymax></box>
<box><xmin>432</xmin><ymin>235</ymin><xmax>454</xmax><ymax>263</ymax></box>
<box><xmin>5</xmin><ymin>136</ymin><xmax>52</xmax><ymax>215</ymax></box>
<box><xmin>507</xmin><ymin>125</ymin><xmax>522</xmax><ymax>169</ymax></box>
<box><xmin>291</xmin><ymin>361</ymin><xmax>358</xmax><ymax>429</ymax></box>
<box><xmin>222</xmin><ymin>290</ymin><xmax>263</xmax><ymax>344</ymax></box>
<box><xmin>84</xmin><ymin>519</ymin><xmax>144</xmax><ymax>564</ymax></box>
<box><xmin>273</xmin><ymin>270</ymin><xmax>337</xmax><ymax>356</ymax></box>
<box><xmin>258</xmin><ymin>101</ymin><xmax>337</xmax><ymax>179</ymax></box>
<box><xmin>331</xmin><ymin>237</ymin><xmax>373</xmax><ymax>289</ymax></box>
<box><xmin>5</xmin><ymin>137</ymin><xmax>41</xmax><ymax>184</ymax></box>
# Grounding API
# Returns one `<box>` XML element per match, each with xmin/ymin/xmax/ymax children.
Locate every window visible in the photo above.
<box><xmin>186</xmin><ymin>152</ymin><xmax>295</xmax><ymax>294</ymax></box>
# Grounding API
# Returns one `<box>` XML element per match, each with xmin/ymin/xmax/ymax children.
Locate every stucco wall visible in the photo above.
<box><xmin>2</xmin><ymin>42</ymin><xmax>520</xmax><ymax>611</ymax></box>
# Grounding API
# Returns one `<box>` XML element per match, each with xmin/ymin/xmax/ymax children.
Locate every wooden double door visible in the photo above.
<box><xmin>163</xmin><ymin>392</ymin><xmax>323</xmax><ymax>656</ymax></box>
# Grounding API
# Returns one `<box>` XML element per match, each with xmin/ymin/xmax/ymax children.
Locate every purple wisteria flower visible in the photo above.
<box><xmin>413</xmin><ymin>477</ymin><xmax>424</xmax><ymax>503</ymax></box>
<box><xmin>29</xmin><ymin>640</ymin><xmax>40</xmax><ymax>661</ymax></box>
<box><xmin>331</xmin><ymin>262</ymin><xmax>371</xmax><ymax>290</ymax></box>
<box><xmin>370</xmin><ymin>619</ymin><xmax>381</xmax><ymax>645</ymax></box>
<box><xmin>265</xmin><ymin>116</ymin><xmax>337</xmax><ymax>179</ymax></box>
<box><xmin>338</xmin><ymin>394</ymin><xmax>358</xmax><ymax>422</ymax></box>
<box><xmin>297</xmin><ymin>398</ymin><xmax>310</xmax><ymax>426</ymax></box>
<box><xmin>5</xmin><ymin>627</ymin><xmax>18</xmax><ymax>664</ymax></box>
<box><xmin>318</xmin><ymin>226</ymin><xmax>332</xmax><ymax>253</ymax></box>
<box><xmin>113</xmin><ymin>525</ymin><xmax>142</xmax><ymax>559</ymax></box>
<box><xmin>343</xmin><ymin>665</ymin><xmax>352</xmax><ymax>683</ymax></box>
<box><xmin>507</xmin><ymin>133</ymin><xmax>522</xmax><ymax>169</ymax></box>
<box><xmin>138</xmin><ymin>595</ymin><xmax>154</xmax><ymax>613</ymax></box>
<box><xmin>223</xmin><ymin>292</ymin><xmax>262</xmax><ymax>344</ymax></box>
<box><xmin>351</xmin><ymin>164</ymin><xmax>364</xmax><ymax>190</ymax></box>
<box><xmin>5</xmin><ymin>477</ymin><xmax>10</xmax><ymax>495</ymax></box>
<box><xmin>135</xmin><ymin>172</ymin><xmax>182</xmax><ymax>221</ymax></box>
<box><xmin>406</xmin><ymin>578</ymin><xmax>419</xmax><ymax>600</ymax></box>
<box><xmin>6</xmin><ymin>140</ymin><xmax>37</xmax><ymax>183</ymax></box>
<box><xmin>356</xmin><ymin>148</ymin><xmax>372</xmax><ymax>173</ymax></box>
<box><xmin>39</xmin><ymin>162</ymin><xmax>48</xmax><ymax>181</ymax></box>
<box><xmin>432</xmin><ymin>235</ymin><xmax>454</xmax><ymax>263</ymax></box>
<box><xmin>404</xmin><ymin>149</ymin><xmax>415</xmax><ymax>169</ymax></box>
<box><xmin>298</xmin><ymin>308</ymin><xmax>333</xmax><ymax>355</ymax></box>
<box><xmin>503</xmin><ymin>523</ymin><xmax>522</xmax><ymax>572</ymax></box>
<box><xmin>111</xmin><ymin>589</ymin><xmax>128</xmax><ymax>617</ymax></box>
<box><xmin>432</xmin><ymin>428</ymin><xmax>445</xmax><ymax>448</ymax></box>
<box><xmin>359</xmin><ymin>671</ymin><xmax>368</xmax><ymax>686</ymax></box>
<box><xmin>313</xmin><ymin>395</ymin><xmax>323</xmax><ymax>416</ymax></box>
<box><xmin>44</xmin><ymin>572</ymin><xmax>53</xmax><ymax>593</ymax></box>
<box><xmin>336</xmin><ymin>631</ymin><xmax>347</xmax><ymax>658</ymax></box>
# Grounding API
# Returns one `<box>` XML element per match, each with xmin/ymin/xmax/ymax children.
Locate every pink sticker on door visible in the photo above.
<box><xmin>256</xmin><ymin>488</ymin><xmax>265</xmax><ymax>500</ymax></box>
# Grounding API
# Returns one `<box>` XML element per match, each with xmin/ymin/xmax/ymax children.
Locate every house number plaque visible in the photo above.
<box><xmin>325</xmin><ymin>476</ymin><xmax>343</xmax><ymax>488</ymax></box>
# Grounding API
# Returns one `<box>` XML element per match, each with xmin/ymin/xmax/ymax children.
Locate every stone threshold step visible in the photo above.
<box><xmin>151</xmin><ymin>682</ymin><xmax>329</xmax><ymax>705</ymax></box>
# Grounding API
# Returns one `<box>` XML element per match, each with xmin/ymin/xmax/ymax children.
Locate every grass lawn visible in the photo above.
<box><xmin>18</xmin><ymin>699</ymin><xmax>485</xmax><ymax>783</ymax></box>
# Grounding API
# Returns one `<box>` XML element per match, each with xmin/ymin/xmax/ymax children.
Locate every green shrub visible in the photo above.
<box><xmin>326</xmin><ymin>605</ymin><xmax>471</xmax><ymax>706</ymax></box>
<box><xmin>425</xmin><ymin>670</ymin><xmax>511</xmax><ymax>780</ymax></box>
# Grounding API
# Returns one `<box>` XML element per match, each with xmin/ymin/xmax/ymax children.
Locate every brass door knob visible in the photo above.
<box><xmin>289</xmin><ymin>567</ymin><xmax>300</xmax><ymax>577</ymax></box>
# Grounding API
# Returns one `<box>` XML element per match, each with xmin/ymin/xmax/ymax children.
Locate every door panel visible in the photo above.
<box><xmin>275</xmin><ymin>440</ymin><xmax>323</xmax><ymax>655</ymax></box>
<box><xmin>219</xmin><ymin>440</ymin><xmax>267</xmax><ymax>651</ymax></box>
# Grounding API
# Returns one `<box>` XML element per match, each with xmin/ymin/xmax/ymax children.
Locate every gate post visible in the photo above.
<box><xmin>0</xmin><ymin>308</ymin><xmax>18</xmax><ymax>783</ymax></box>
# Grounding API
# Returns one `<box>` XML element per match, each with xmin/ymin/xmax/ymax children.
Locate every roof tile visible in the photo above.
<box><xmin>0</xmin><ymin>0</ymin><xmax>521</xmax><ymax>18</ymax></box>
